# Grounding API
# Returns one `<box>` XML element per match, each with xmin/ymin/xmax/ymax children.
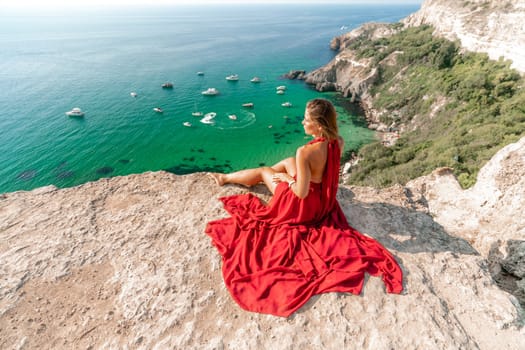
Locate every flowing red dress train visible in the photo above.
<box><xmin>205</xmin><ymin>138</ymin><xmax>403</xmax><ymax>317</ymax></box>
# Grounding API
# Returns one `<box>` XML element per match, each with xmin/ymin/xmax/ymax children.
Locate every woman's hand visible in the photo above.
<box><xmin>271</xmin><ymin>172</ymin><xmax>293</xmax><ymax>184</ymax></box>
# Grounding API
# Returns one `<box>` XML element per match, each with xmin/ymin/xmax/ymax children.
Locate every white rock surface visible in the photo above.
<box><xmin>403</xmin><ymin>0</ymin><xmax>525</xmax><ymax>72</ymax></box>
<box><xmin>1</xmin><ymin>138</ymin><xmax>524</xmax><ymax>349</ymax></box>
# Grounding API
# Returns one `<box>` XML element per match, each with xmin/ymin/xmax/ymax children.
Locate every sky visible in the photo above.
<box><xmin>1</xmin><ymin>0</ymin><xmax>425</xmax><ymax>8</ymax></box>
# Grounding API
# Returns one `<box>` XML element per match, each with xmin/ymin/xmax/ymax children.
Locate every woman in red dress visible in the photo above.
<box><xmin>207</xmin><ymin>98</ymin><xmax>403</xmax><ymax>317</ymax></box>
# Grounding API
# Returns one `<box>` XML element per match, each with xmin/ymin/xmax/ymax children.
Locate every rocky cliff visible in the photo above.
<box><xmin>303</xmin><ymin>0</ymin><xmax>525</xmax><ymax>127</ymax></box>
<box><xmin>304</xmin><ymin>22</ymin><xmax>399</xmax><ymax>103</ymax></box>
<box><xmin>303</xmin><ymin>22</ymin><xmax>403</xmax><ymax>133</ymax></box>
<box><xmin>403</xmin><ymin>0</ymin><xmax>525</xmax><ymax>73</ymax></box>
<box><xmin>1</xmin><ymin>136</ymin><xmax>524</xmax><ymax>349</ymax></box>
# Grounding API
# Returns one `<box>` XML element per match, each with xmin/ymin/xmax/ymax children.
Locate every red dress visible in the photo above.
<box><xmin>205</xmin><ymin>138</ymin><xmax>403</xmax><ymax>317</ymax></box>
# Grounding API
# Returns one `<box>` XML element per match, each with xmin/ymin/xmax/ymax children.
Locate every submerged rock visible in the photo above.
<box><xmin>96</xmin><ymin>166</ymin><xmax>114</xmax><ymax>175</ymax></box>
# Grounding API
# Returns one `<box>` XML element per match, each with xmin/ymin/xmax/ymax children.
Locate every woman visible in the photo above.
<box><xmin>206</xmin><ymin>98</ymin><xmax>403</xmax><ymax>317</ymax></box>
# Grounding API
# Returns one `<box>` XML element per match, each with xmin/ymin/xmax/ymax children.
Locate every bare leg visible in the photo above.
<box><xmin>208</xmin><ymin>166</ymin><xmax>279</xmax><ymax>193</ymax></box>
<box><xmin>208</xmin><ymin>157</ymin><xmax>296</xmax><ymax>194</ymax></box>
<box><xmin>207</xmin><ymin>172</ymin><xmax>227</xmax><ymax>186</ymax></box>
<box><xmin>271</xmin><ymin>157</ymin><xmax>297</xmax><ymax>177</ymax></box>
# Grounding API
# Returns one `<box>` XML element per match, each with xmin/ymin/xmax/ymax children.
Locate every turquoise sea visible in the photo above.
<box><xmin>0</xmin><ymin>4</ymin><xmax>419</xmax><ymax>194</ymax></box>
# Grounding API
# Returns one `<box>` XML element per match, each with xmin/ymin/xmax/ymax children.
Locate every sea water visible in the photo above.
<box><xmin>0</xmin><ymin>4</ymin><xmax>419</xmax><ymax>193</ymax></box>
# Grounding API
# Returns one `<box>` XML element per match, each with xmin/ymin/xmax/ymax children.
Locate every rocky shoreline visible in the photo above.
<box><xmin>284</xmin><ymin>0</ymin><xmax>525</xmax><ymax>177</ymax></box>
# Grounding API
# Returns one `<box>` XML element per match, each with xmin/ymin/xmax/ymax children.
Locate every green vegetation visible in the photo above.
<box><xmin>345</xmin><ymin>25</ymin><xmax>525</xmax><ymax>188</ymax></box>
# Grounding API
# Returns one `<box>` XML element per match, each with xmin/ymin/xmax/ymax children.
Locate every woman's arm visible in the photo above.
<box><xmin>271</xmin><ymin>146</ymin><xmax>311</xmax><ymax>199</ymax></box>
<box><xmin>291</xmin><ymin>146</ymin><xmax>311</xmax><ymax>199</ymax></box>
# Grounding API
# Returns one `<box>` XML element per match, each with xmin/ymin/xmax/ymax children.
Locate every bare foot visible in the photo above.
<box><xmin>207</xmin><ymin>172</ymin><xmax>226</xmax><ymax>186</ymax></box>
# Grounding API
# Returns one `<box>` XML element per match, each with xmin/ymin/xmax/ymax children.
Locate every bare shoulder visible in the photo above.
<box><xmin>296</xmin><ymin>144</ymin><xmax>309</xmax><ymax>158</ymax></box>
<box><xmin>298</xmin><ymin>141</ymin><xmax>321</xmax><ymax>154</ymax></box>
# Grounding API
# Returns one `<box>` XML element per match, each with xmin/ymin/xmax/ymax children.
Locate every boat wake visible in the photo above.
<box><xmin>199</xmin><ymin>110</ymin><xmax>256</xmax><ymax>129</ymax></box>
<box><xmin>200</xmin><ymin>112</ymin><xmax>217</xmax><ymax>124</ymax></box>
<box><xmin>215</xmin><ymin>111</ymin><xmax>257</xmax><ymax>130</ymax></box>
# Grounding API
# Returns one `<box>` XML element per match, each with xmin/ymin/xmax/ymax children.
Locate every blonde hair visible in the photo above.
<box><xmin>306</xmin><ymin>98</ymin><xmax>338</xmax><ymax>140</ymax></box>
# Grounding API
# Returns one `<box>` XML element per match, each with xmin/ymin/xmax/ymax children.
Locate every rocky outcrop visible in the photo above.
<box><xmin>304</xmin><ymin>0</ymin><xmax>525</xmax><ymax>113</ymax></box>
<box><xmin>281</xmin><ymin>70</ymin><xmax>307</xmax><ymax>80</ymax></box>
<box><xmin>403</xmin><ymin>0</ymin><xmax>525</xmax><ymax>73</ymax></box>
<box><xmin>1</xmin><ymin>136</ymin><xmax>524</xmax><ymax>349</ymax></box>
<box><xmin>304</xmin><ymin>23</ymin><xmax>397</xmax><ymax>102</ymax></box>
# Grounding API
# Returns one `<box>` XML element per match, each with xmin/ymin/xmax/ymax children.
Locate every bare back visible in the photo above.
<box><xmin>301</xmin><ymin>137</ymin><xmax>343</xmax><ymax>183</ymax></box>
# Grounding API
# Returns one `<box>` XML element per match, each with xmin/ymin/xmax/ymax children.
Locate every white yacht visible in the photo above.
<box><xmin>228</xmin><ymin>114</ymin><xmax>238</xmax><ymax>120</ymax></box>
<box><xmin>65</xmin><ymin>107</ymin><xmax>84</xmax><ymax>117</ymax></box>
<box><xmin>200</xmin><ymin>112</ymin><xmax>216</xmax><ymax>124</ymax></box>
<box><xmin>250</xmin><ymin>77</ymin><xmax>261</xmax><ymax>83</ymax></box>
<box><xmin>225</xmin><ymin>74</ymin><xmax>239</xmax><ymax>81</ymax></box>
<box><xmin>153</xmin><ymin>107</ymin><xmax>163</xmax><ymax>113</ymax></box>
<box><xmin>192</xmin><ymin>111</ymin><xmax>204</xmax><ymax>117</ymax></box>
<box><xmin>202</xmin><ymin>88</ymin><xmax>219</xmax><ymax>96</ymax></box>
<box><xmin>130</xmin><ymin>92</ymin><xmax>138</xmax><ymax>97</ymax></box>
<box><xmin>276</xmin><ymin>85</ymin><xmax>287</xmax><ymax>91</ymax></box>
<box><xmin>183</xmin><ymin>122</ymin><xmax>192</xmax><ymax>127</ymax></box>
<box><xmin>281</xmin><ymin>102</ymin><xmax>292</xmax><ymax>107</ymax></box>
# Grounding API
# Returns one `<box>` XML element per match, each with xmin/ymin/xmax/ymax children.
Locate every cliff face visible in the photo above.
<box><xmin>403</xmin><ymin>0</ymin><xmax>525</xmax><ymax>72</ymax></box>
<box><xmin>304</xmin><ymin>23</ymin><xmax>398</xmax><ymax>103</ymax></box>
<box><xmin>304</xmin><ymin>0</ymin><xmax>525</xmax><ymax>124</ymax></box>
<box><xmin>1</xmin><ymin>137</ymin><xmax>524</xmax><ymax>349</ymax></box>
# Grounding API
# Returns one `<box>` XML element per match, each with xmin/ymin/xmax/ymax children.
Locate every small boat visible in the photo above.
<box><xmin>183</xmin><ymin>122</ymin><xmax>192</xmax><ymax>127</ymax></box>
<box><xmin>228</xmin><ymin>114</ymin><xmax>237</xmax><ymax>120</ymax></box>
<box><xmin>276</xmin><ymin>90</ymin><xmax>285</xmax><ymax>95</ymax></box>
<box><xmin>200</xmin><ymin>112</ymin><xmax>216</xmax><ymax>124</ymax></box>
<box><xmin>130</xmin><ymin>92</ymin><xmax>138</xmax><ymax>97</ymax></box>
<box><xmin>197</xmin><ymin>71</ymin><xmax>204</xmax><ymax>76</ymax></box>
<box><xmin>153</xmin><ymin>107</ymin><xmax>163</xmax><ymax>113</ymax></box>
<box><xmin>242</xmin><ymin>102</ymin><xmax>254</xmax><ymax>108</ymax></box>
<box><xmin>192</xmin><ymin>111</ymin><xmax>204</xmax><ymax>117</ymax></box>
<box><xmin>225</xmin><ymin>74</ymin><xmax>239</xmax><ymax>81</ymax></box>
<box><xmin>66</xmin><ymin>107</ymin><xmax>84</xmax><ymax>117</ymax></box>
<box><xmin>281</xmin><ymin>102</ymin><xmax>292</xmax><ymax>107</ymax></box>
<box><xmin>201</xmin><ymin>88</ymin><xmax>219</xmax><ymax>96</ymax></box>
<box><xmin>161</xmin><ymin>82</ymin><xmax>173</xmax><ymax>89</ymax></box>
<box><xmin>276</xmin><ymin>85</ymin><xmax>287</xmax><ymax>91</ymax></box>
<box><xmin>250</xmin><ymin>77</ymin><xmax>261</xmax><ymax>83</ymax></box>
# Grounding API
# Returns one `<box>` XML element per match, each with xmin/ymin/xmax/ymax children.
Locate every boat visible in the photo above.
<box><xmin>281</xmin><ymin>102</ymin><xmax>292</xmax><ymax>107</ymax></box>
<box><xmin>161</xmin><ymin>82</ymin><xmax>173</xmax><ymax>89</ymax></box>
<box><xmin>130</xmin><ymin>92</ymin><xmax>138</xmax><ymax>97</ymax></box>
<box><xmin>242</xmin><ymin>102</ymin><xmax>254</xmax><ymax>108</ymax></box>
<box><xmin>225</xmin><ymin>74</ymin><xmax>239</xmax><ymax>81</ymax></box>
<box><xmin>276</xmin><ymin>90</ymin><xmax>285</xmax><ymax>95</ymax></box>
<box><xmin>153</xmin><ymin>107</ymin><xmax>163</xmax><ymax>113</ymax></box>
<box><xmin>200</xmin><ymin>112</ymin><xmax>216</xmax><ymax>124</ymax></box>
<box><xmin>65</xmin><ymin>107</ymin><xmax>84</xmax><ymax>117</ymax></box>
<box><xmin>276</xmin><ymin>85</ymin><xmax>287</xmax><ymax>91</ymax></box>
<box><xmin>197</xmin><ymin>71</ymin><xmax>204</xmax><ymax>76</ymax></box>
<box><xmin>228</xmin><ymin>114</ymin><xmax>237</xmax><ymax>120</ymax></box>
<box><xmin>191</xmin><ymin>111</ymin><xmax>204</xmax><ymax>117</ymax></box>
<box><xmin>183</xmin><ymin>122</ymin><xmax>192</xmax><ymax>127</ymax></box>
<box><xmin>201</xmin><ymin>88</ymin><xmax>219</xmax><ymax>96</ymax></box>
<box><xmin>250</xmin><ymin>77</ymin><xmax>261</xmax><ymax>83</ymax></box>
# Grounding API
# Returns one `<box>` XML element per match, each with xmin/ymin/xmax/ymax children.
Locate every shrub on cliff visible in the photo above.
<box><xmin>346</xmin><ymin>25</ymin><xmax>525</xmax><ymax>188</ymax></box>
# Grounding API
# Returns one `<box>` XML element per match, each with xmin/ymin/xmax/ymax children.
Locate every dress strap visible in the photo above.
<box><xmin>307</xmin><ymin>137</ymin><xmax>326</xmax><ymax>145</ymax></box>
<box><xmin>319</xmin><ymin>138</ymin><xmax>341</xmax><ymax>217</ymax></box>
